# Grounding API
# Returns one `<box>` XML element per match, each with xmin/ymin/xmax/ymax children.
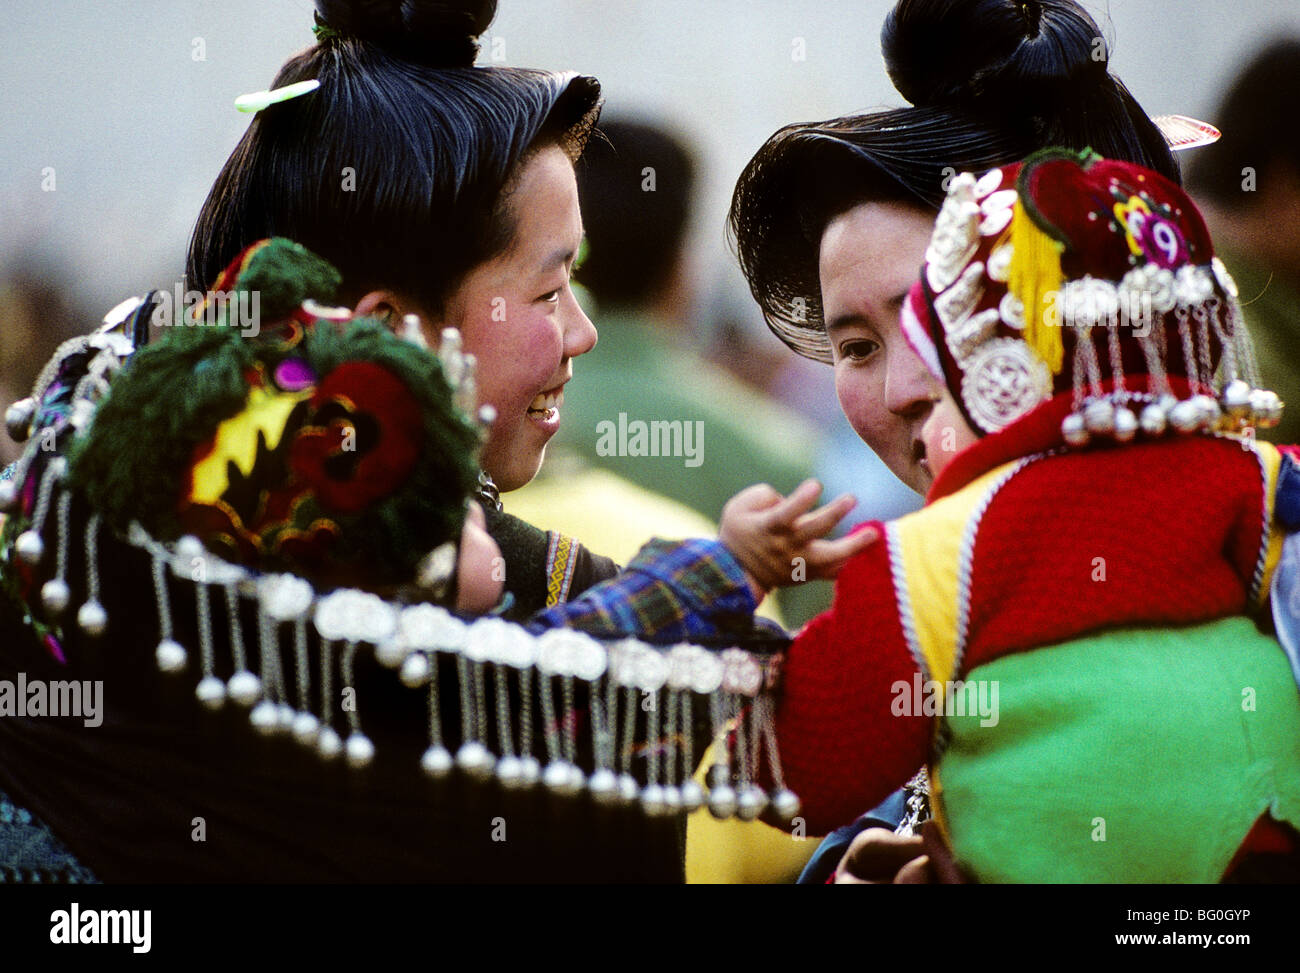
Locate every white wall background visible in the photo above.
<box><xmin>3</xmin><ymin>0</ymin><xmax>1299</xmax><ymax>323</ymax></box>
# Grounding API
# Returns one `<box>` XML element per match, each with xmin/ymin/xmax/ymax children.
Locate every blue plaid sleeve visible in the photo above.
<box><xmin>527</xmin><ymin>537</ymin><xmax>777</xmax><ymax>642</ymax></box>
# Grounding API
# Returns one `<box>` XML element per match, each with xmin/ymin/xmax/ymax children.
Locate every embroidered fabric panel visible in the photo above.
<box><xmin>544</xmin><ymin>532</ymin><xmax>579</xmax><ymax>608</ymax></box>
<box><xmin>0</xmin><ymin>788</ymin><xmax>98</xmax><ymax>884</ymax></box>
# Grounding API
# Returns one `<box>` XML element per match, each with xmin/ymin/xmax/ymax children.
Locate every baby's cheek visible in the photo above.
<box><xmin>455</xmin><ymin>526</ymin><xmax>505</xmax><ymax>614</ymax></box>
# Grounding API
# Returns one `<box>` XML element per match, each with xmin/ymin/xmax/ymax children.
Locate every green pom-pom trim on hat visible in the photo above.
<box><xmin>67</xmin><ymin>238</ymin><xmax>482</xmax><ymax>588</ymax></box>
<box><xmin>67</xmin><ymin>325</ymin><xmax>254</xmax><ymax>540</ymax></box>
<box><xmin>226</xmin><ymin>237</ymin><xmax>342</xmax><ymax>323</ymax></box>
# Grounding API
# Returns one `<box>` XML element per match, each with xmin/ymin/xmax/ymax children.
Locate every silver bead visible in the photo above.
<box><xmin>1169</xmin><ymin>399</ymin><xmax>1203</xmax><ymax>434</ymax></box>
<box><xmin>374</xmin><ymin>638</ymin><xmax>408</xmax><ymax>669</ymax></box>
<box><xmin>291</xmin><ymin>712</ymin><xmax>320</xmax><ymax>745</ymax></box>
<box><xmin>1248</xmin><ymin>389</ymin><xmax>1270</xmax><ymax>422</ymax></box>
<box><xmin>586</xmin><ymin>768</ymin><xmax>619</xmax><ymax>804</ymax></box>
<box><xmin>249</xmin><ymin>700</ymin><xmax>278</xmax><ymax>735</ymax></box>
<box><xmin>1113</xmin><ymin>406</ymin><xmax>1138</xmax><ymax>443</ymax></box>
<box><xmin>15</xmin><ymin>531</ymin><xmax>44</xmax><ymax>566</ymax></box>
<box><xmin>41</xmin><ymin>579</ymin><xmax>70</xmax><ymax>617</ymax></box>
<box><xmin>679</xmin><ymin>779</ymin><xmax>706</xmax><ymax>812</ymax></box>
<box><xmin>1083</xmin><ymin>399</ymin><xmax>1116</xmax><ymax>436</ymax></box>
<box><xmin>736</xmin><ymin>785</ymin><xmax>767</xmax><ymax>822</ymax></box>
<box><xmin>0</xmin><ymin>478</ymin><xmax>18</xmax><ymax>513</ymax></box>
<box><xmin>77</xmin><ymin>599</ymin><xmax>107</xmax><ymax>637</ymax></box>
<box><xmin>174</xmin><ymin>535</ymin><xmax>206</xmax><ymax>561</ymax></box>
<box><xmin>196</xmin><ymin>675</ymin><xmax>226</xmax><ymax>709</ymax></box>
<box><xmin>640</xmin><ymin>783</ymin><xmax>668</xmax><ymax>816</ymax></box>
<box><xmin>399</xmin><ymin>652</ymin><xmax>431</xmax><ymax>688</ymax></box>
<box><xmin>707</xmin><ymin>783</ymin><xmax>738</xmax><ymax>820</ymax></box>
<box><xmin>317</xmin><ymin>726</ymin><xmax>343</xmax><ymax>759</ymax></box>
<box><xmin>1222</xmin><ymin>379</ymin><xmax>1252</xmax><ymax>419</ymax></box>
<box><xmin>1061</xmin><ymin>413</ymin><xmax>1090</xmax><ymax>448</ymax></box>
<box><xmin>771</xmin><ymin>789</ymin><xmax>802</xmax><ymax>822</ymax></box>
<box><xmin>1257</xmin><ymin>390</ymin><xmax>1283</xmax><ymax>429</ymax></box>
<box><xmin>4</xmin><ymin>398</ymin><xmax>36</xmax><ymax>442</ymax></box>
<box><xmin>1139</xmin><ymin>402</ymin><xmax>1168</xmax><ymax>437</ymax></box>
<box><xmin>616</xmin><ymin>773</ymin><xmax>640</xmax><ymax>805</ymax></box>
<box><xmin>421</xmin><ymin>745</ymin><xmax>453</xmax><ymax>778</ymax></box>
<box><xmin>345</xmin><ymin>732</ymin><xmax>375</xmax><ymax>767</ymax></box>
<box><xmin>662</xmin><ymin>785</ymin><xmax>682</xmax><ymax>813</ymax></box>
<box><xmin>542</xmin><ymin>760</ymin><xmax>580</xmax><ymax>795</ymax></box>
<box><xmin>277</xmin><ymin>703</ymin><xmax>296</xmax><ymax>730</ymax></box>
<box><xmin>495</xmin><ymin>755</ymin><xmax>525</xmax><ymax>788</ymax></box>
<box><xmin>155</xmin><ymin>638</ymin><xmax>187</xmax><ymax>673</ymax></box>
<box><xmin>1192</xmin><ymin>394</ymin><xmax>1221</xmax><ymax>428</ymax></box>
<box><xmin>541</xmin><ymin>760</ymin><xmax>568</xmax><ymax>790</ymax></box>
<box><xmin>518</xmin><ymin>756</ymin><xmax>542</xmax><ymax>786</ymax></box>
<box><xmin>456</xmin><ymin>741</ymin><xmax>495</xmax><ymax>779</ymax></box>
<box><xmin>226</xmin><ymin>670</ymin><xmax>263</xmax><ymax>706</ymax></box>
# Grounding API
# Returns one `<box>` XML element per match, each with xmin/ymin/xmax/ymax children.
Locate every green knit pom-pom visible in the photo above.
<box><xmin>67</xmin><ymin>326</ymin><xmax>254</xmax><ymax>537</ymax></box>
<box><xmin>231</xmin><ymin>238</ymin><xmax>342</xmax><ymax>321</ymax></box>
<box><xmin>65</xmin><ymin>238</ymin><xmax>480</xmax><ymax>586</ymax></box>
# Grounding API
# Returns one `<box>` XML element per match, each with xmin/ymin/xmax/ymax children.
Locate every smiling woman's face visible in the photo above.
<box><xmin>819</xmin><ymin>200</ymin><xmax>946</xmax><ymax>494</ymax></box>
<box><xmin>438</xmin><ymin>144</ymin><xmax>597</xmax><ymax>492</ymax></box>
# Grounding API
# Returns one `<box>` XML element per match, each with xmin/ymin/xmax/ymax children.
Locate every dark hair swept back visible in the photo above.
<box><xmin>187</xmin><ymin>0</ymin><xmax>601</xmax><ymax>314</ymax></box>
<box><xmin>729</xmin><ymin>0</ymin><xmax>1178</xmax><ymax>363</ymax></box>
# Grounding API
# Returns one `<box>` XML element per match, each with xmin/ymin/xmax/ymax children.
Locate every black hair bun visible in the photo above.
<box><xmin>882</xmin><ymin>0</ymin><xmax>1109</xmax><ymax>111</ymax></box>
<box><xmin>315</xmin><ymin>0</ymin><xmax>497</xmax><ymax>67</ymax></box>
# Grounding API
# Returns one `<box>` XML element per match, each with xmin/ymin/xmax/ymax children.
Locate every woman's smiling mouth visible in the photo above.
<box><xmin>527</xmin><ymin>385</ymin><xmax>565</xmax><ymax>426</ymax></box>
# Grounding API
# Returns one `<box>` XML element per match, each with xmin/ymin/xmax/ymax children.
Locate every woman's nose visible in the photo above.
<box><xmin>885</xmin><ymin>344</ymin><xmax>942</xmax><ymax>418</ymax></box>
<box><xmin>563</xmin><ymin>289</ymin><xmax>598</xmax><ymax>358</ymax></box>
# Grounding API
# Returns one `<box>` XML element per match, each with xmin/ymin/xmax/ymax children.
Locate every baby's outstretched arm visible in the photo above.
<box><xmin>719</xmin><ymin>478</ymin><xmax>879</xmax><ymax>600</ymax></box>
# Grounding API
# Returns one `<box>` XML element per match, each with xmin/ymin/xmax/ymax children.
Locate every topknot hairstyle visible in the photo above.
<box><xmin>188</xmin><ymin>0</ymin><xmax>601</xmax><ymax>318</ymax></box>
<box><xmin>729</xmin><ymin>0</ymin><xmax>1178</xmax><ymax>363</ymax></box>
<box><xmin>314</xmin><ymin>0</ymin><xmax>498</xmax><ymax>67</ymax></box>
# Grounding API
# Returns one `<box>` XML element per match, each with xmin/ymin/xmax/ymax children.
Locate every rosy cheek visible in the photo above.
<box><xmin>835</xmin><ymin>368</ymin><xmax>884</xmax><ymax>442</ymax></box>
<box><xmin>529</xmin><ymin>315</ymin><xmax>566</xmax><ymax>363</ymax></box>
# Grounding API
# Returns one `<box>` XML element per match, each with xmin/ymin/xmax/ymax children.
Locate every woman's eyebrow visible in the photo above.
<box><xmin>826</xmin><ymin>312</ymin><xmax>870</xmax><ymax>334</ymax></box>
<box><xmin>538</xmin><ymin>245</ymin><xmax>577</xmax><ymax>274</ymax></box>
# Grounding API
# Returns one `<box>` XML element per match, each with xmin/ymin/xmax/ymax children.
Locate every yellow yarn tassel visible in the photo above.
<box><xmin>1008</xmin><ymin>199</ymin><xmax>1066</xmax><ymax>375</ymax></box>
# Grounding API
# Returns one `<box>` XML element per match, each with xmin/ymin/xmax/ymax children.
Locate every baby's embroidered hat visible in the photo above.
<box><xmin>901</xmin><ymin>148</ymin><xmax>1280</xmax><ymax>444</ymax></box>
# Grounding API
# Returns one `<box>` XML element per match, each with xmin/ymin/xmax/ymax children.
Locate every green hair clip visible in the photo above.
<box><xmin>234</xmin><ymin>79</ymin><xmax>321</xmax><ymax>114</ymax></box>
<box><xmin>312</xmin><ymin>12</ymin><xmax>343</xmax><ymax>44</ymax></box>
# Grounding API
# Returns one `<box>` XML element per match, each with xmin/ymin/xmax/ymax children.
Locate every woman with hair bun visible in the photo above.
<box><xmin>3</xmin><ymin>0</ymin><xmax>858</xmax><ymax>884</ymax></box>
<box><xmin>730</xmin><ymin>0</ymin><xmax>1191</xmax><ymax>881</ymax></box>
<box><xmin>190</xmin><ymin>2</ymin><xmax>623</xmax><ymax>620</ymax></box>
<box><xmin>733</xmin><ymin>0</ymin><xmax>1178</xmax><ymax>495</ymax></box>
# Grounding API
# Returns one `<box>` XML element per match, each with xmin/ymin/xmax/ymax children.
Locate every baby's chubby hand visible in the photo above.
<box><xmin>719</xmin><ymin>478</ymin><xmax>880</xmax><ymax>601</ymax></box>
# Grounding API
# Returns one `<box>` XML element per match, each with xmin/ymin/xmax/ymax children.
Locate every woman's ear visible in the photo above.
<box><xmin>353</xmin><ymin>290</ymin><xmax>405</xmax><ymax>328</ymax></box>
<box><xmin>354</xmin><ymin>290</ymin><xmax>443</xmax><ymax>347</ymax></box>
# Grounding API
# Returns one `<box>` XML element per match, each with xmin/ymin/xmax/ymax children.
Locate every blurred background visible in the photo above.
<box><xmin>4</xmin><ymin>0</ymin><xmax>1299</xmax><ymax>471</ymax></box>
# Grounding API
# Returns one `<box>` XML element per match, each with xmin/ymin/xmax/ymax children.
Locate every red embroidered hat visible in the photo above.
<box><xmin>901</xmin><ymin>148</ymin><xmax>1281</xmax><ymax>444</ymax></box>
<box><xmin>65</xmin><ymin>238</ymin><xmax>488</xmax><ymax>597</ymax></box>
